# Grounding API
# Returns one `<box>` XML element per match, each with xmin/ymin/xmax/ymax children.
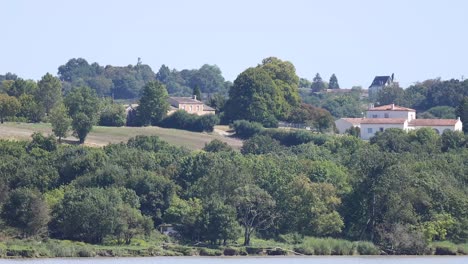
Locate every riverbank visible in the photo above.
<box><xmin>0</xmin><ymin>238</ymin><xmax>466</xmax><ymax>258</ymax></box>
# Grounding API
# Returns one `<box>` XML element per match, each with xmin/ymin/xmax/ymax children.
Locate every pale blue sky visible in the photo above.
<box><xmin>1</xmin><ymin>0</ymin><xmax>467</xmax><ymax>88</ymax></box>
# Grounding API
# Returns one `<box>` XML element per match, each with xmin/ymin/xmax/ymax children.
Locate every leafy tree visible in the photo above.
<box><xmin>329</xmin><ymin>74</ymin><xmax>340</xmax><ymax>89</ymax></box>
<box><xmin>18</xmin><ymin>94</ymin><xmax>44</xmax><ymax>122</ymax></box>
<box><xmin>0</xmin><ymin>93</ymin><xmax>20</xmax><ymax>123</ymax></box>
<box><xmin>99</xmin><ymin>101</ymin><xmax>126</xmax><ymax>127</ymax></box>
<box><xmin>164</xmin><ymin>196</ymin><xmax>204</xmax><ymax>241</ymax></box>
<box><xmin>71</xmin><ymin>112</ymin><xmax>94</xmax><ymax>144</ymax></box>
<box><xmin>202</xmin><ymin>198</ymin><xmax>240</xmax><ymax>245</ymax></box>
<box><xmin>115</xmin><ymin>205</ymin><xmax>153</xmax><ymax>244</ymax></box>
<box><xmin>137</xmin><ymin>81</ymin><xmax>169</xmax><ymax>126</ymax></box>
<box><xmin>49</xmin><ymin>103</ymin><xmax>71</xmax><ymax>143</ymax></box>
<box><xmin>456</xmin><ymin>96</ymin><xmax>468</xmax><ymax>133</ymax></box>
<box><xmin>53</xmin><ymin>188</ymin><xmax>133</xmax><ymax>243</ymax></box>
<box><xmin>36</xmin><ymin>73</ymin><xmax>62</xmax><ymax>115</ymax></box>
<box><xmin>1</xmin><ymin>188</ymin><xmax>50</xmax><ymax>238</ymax></box>
<box><xmin>224</xmin><ymin>67</ymin><xmax>278</xmax><ymax>125</ymax></box>
<box><xmin>232</xmin><ymin>185</ymin><xmax>276</xmax><ymax>246</ymax></box>
<box><xmin>241</xmin><ymin>135</ymin><xmax>283</xmax><ymax>155</ymax></box>
<box><xmin>64</xmin><ymin>86</ymin><xmax>99</xmax><ymax>143</ymax></box>
<box><xmin>377</xmin><ymin>84</ymin><xmax>407</xmax><ymax>106</ymax></box>
<box><xmin>6</xmin><ymin>78</ymin><xmax>37</xmax><ymax>97</ymax></box>
<box><xmin>299</xmin><ymin>78</ymin><xmax>312</xmax><ymax>88</ymax></box>
<box><xmin>311</xmin><ymin>73</ymin><xmax>326</xmax><ymax>92</ymax></box>
<box><xmin>203</xmin><ymin>139</ymin><xmax>233</xmax><ymax>153</ymax></box>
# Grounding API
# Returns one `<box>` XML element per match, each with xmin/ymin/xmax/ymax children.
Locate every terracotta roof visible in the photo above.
<box><xmin>368</xmin><ymin>104</ymin><xmax>415</xmax><ymax>111</ymax></box>
<box><xmin>341</xmin><ymin>118</ymin><xmax>363</xmax><ymax>125</ymax></box>
<box><xmin>169</xmin><ymin>97</ymin><xmax>204</xmax><ymax>104</ymax></box>
<box><xmin>203</xmin><ymin>105</ymin><xmax>216</xmax><ymax>111</ymax></box>
<box><xmin>360</xmin><ymin>118</ymin><xmax>407</xmax><ymax>124</ymax></box>
<box><xmin>409</xmin><ymin>119</ymin><xmax>459</xmax><ymax>126</ymax></box>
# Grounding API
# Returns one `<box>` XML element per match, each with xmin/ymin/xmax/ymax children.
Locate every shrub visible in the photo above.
<box><xmin>231</xmin><ymin>120</ymin><xmax>264</xmax><ymax>139</ymax></box>
<box><xmin>161</xmin><ymin>110</ymin><xmax>219</xmax><ymax>132</ymax></box>
<box><xmin>223</xmin><ymin>247</ymin><xmax>239</xmax><ymax>256</ymax></box>
<box><xmin>99</xmin><ymin>104</ymin><xmax>126</xmax><ymax>127</ymax></box>
<box><xmin>203</xmin><ymin>139</ymin><xmax>233</xmax><ymax>153</ymax></box>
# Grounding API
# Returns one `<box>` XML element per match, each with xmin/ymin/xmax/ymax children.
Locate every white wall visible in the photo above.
<box><xmin>360</xmin><ymin>123</ymin><xmax>407</xmax><ymax>140</ymax></box>
<box><xmin>366</xmin><ymin>110</ymin><xmax>415</xmax><ymax>120</ymax></box>
<box><xmin>335</xmin><ymin>119</ymin><xmax>359</xmax><ymax>134</ymax></box>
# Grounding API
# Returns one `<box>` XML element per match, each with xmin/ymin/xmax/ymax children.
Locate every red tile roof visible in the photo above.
<box><xmin>369</xmin><ymin>104</ymin><xmax>415</xmax><ymax>111</ymax></box>
<box><xmin>360</xmin><ymin>118</ymin><xmax>407</xmax><ymax>124</ymax></box>
<box><xmin>409</xmin><ymin>119</ymin><xmax>459</xmax><ymax>126</ymax></box>
<box><xmin>341</xmin><ymin>118</ymin><xmax>363</xmax><ymax>125</ymax></box>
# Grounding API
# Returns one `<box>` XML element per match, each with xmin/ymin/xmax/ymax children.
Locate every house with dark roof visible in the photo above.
<box><xmin>335</xmin><ymin>104</ymin><xmax>463</xmax><ymax>139</ymax></box>
<box><xmin>368</xmin><ymin>74</ymin><xmax>394</xmax><ymax>100</ymax></box>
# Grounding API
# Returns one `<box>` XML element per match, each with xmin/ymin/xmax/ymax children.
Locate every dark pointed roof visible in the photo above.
<box><xmin>369</xmin><ymin>76</ymin><xmax>391</xmax><ymax>88</ymax></box>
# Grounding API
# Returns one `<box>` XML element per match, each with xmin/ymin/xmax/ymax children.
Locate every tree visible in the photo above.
<box><xmin>203</xmin><ymin>139</ymin><xmax>233</xmax><ymax>153</ymax></box>
<box><xmin>311</xmin><ymin>73</ymin><xmax>326</xmax><ymax>92</ymax></box>
<box><xmin>1</xmin><ymin>188</ymin><xmax>50</xmax><ymax>238</ymax></box>
<box><xmin>99</xmin><ymin>100</ymin><xmax>126</xmax><ymax>127</ymax></box>
<box><xmin>64</xmin><ymin>86</ymin><xmax>99</xmax><ymax>143</ymax></box>
<box><xmin>193</xmin><ymin>85</ymin><xmax>202</xmax><ymax>101</ymax></box>
<box><xmin>72</xmin><ymin>113</ymin><xmax>94</xmax><ymax>144</ymax></box>
<box><xmin>0</xmin><ymin>93</ymin><xmax>20</xmax><ymax>123</ymax></box>
<box><xmin>18</xmin><ymin>94</ymin><xmax>44</xmax><ymax>122</ymax></box>
<box><xmin>137</xmin><ymin>81</ymin><xmax>169</xmax><ymax>126</ymax></box>
<box><xmin>224</xmin><ymin>67</ymin><xmax>278</xmax><ymax>125</ymax></box>
<box><xmin>456</xmin><ymin>96</ymin><xmax>468</xmax><ymax>133</ymax></box>
<box><xmin>36</xmin><ymin>73</ymin><xmax>62</xmax><ymax>115</ymax></box>
<box><xmin>329</xmin><ymin>74</ymin><xmax>340</xmax><ymax>89</ymax></box>
<box><xmin>377</xmin><ymin>84</ymin><xmax>407</xmax><ymax>106</ymax></box>
<box><xmin>49</xmin><ymin>104</ymin><xmax>71</xmax><ymax>143</ymax></box>
<box><xmin>232</xmin><ymin>185</ymin><xmax>276</xmax><ymax>246</ymax></box>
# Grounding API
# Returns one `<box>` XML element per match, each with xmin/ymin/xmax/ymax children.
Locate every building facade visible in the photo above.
<box><xmin>335</xmin><ymin>104</ymin><xmax>463</xmax><ymax>139</ymax></box>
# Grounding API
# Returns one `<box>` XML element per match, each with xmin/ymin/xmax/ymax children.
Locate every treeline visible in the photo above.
<box><xmin>1</xmin><ymin>126</ymin><xmax>467</xmax><ymax>254</ymax></box>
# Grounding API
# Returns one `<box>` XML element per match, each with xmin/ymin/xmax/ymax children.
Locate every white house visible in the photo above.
<box><xmin>335</xmin><ymin>104</ymin><xmax>463</xmax><ymax>140</ymax></box>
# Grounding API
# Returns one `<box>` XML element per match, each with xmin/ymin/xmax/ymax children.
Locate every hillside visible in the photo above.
<box><xmin>0</xmin><ymin>122</ymin><xmax>242</xmax><ymax>150</ymax></box>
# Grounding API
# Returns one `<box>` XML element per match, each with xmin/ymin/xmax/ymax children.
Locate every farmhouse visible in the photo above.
<box><xmin>125</xmin><ymin>96</ymin><xmax>215</xmax><ymax>116</ymax></box>
<box><xmin>336</xmin><ymin>104</ymin><xmax>463</xmax><ymax>140</ymax></box>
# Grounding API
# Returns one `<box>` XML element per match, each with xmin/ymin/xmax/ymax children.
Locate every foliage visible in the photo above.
<box><xmin>0</xmin><ymin>93</ymin><xmax>20</xmax><ymax>123</ymax></box>
<box><xmin>311</xmin><ymin>73</ymin><xmax>326</xmax><ymax>92</ymax></box>
<box><xmin>203</xmin><ymin>139</ymin><xmax>233</xmax><ymax>153</ymax></box>
<box><xmin>161</xmin><ymin>111</ymin><xmax>219</xmax><ymax>132</ymax></box>
<box><xmin>329</xmin><ymin>74</ymin><xmax>340</xmax><ymax>89</ymax></box>
<box><xmin>231</xmin><ymin>120</ymin><xmax>265</xmax><ymax>139</ymax></box>
<box><xmin>49</xmin><ymin>103</ymin><xmax>71</xmax><ymax>142</ymax></box>
<box><xmin>136</xmin><ymin>81</ymin><xmax>169</xmax><ymax>126</ymax></box>
<box><xmin>99</xmin><ymin>100</ymin><xmax>126</xmax><ymax>127</ymax></box>
<box><xmin>36</xmin><ymin>73</ymin><xmax>62</xmax><ymax>115</ymax></box>
<box><xmin>456</xmin><ymin>96</ymin><xmax>468</xmax><ymax>133</ymax></box>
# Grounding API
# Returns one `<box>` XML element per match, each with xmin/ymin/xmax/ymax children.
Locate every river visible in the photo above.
<box><xmin>0</xmin><ymin>256</ymin><xmax>467</xmax><ymax>264</ymax></box>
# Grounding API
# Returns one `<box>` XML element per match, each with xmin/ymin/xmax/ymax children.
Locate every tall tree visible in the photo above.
<box><xmin>64</xmin><ymin>86</ymin><xmax>99</xmax><ymax>144</ymax></box>
<box><xmin>232</xmin><ymin>185</ymin><xmax>276</xmax><ymax>246</ymax></box>
<box><xmin>0</xmin><ymin>93</ymin><xmax>20</xmax><ymax>123</ymax></box>
<box><xmin>224</xmin><ymin>67</ymin><xmax>278</xmax><ymax>125</ymax></box>
<box><xmin>329</xmin><ymin>74</ymin><xmax>340</xmax><ymax>89</ymax></box>
<box><xmin>136</xmin><ymin>81</ymin><xmax>169</xmax><ymax>126</ymax></box>
<box><xmin>49</xmin><ymin>103</ymin><xmax>72</xmax><ymax>143</ymax></box>
<box><xmin>193</xmin><ymin>85</ymin><xmax>202</xmax><ymax>101</ymax></box>
<box><xmin>36</xmin><ymin>73</ymin><xmax>62</xmax><ymax>115</ymax></box>
<box><xmin>456</xmin><ymin>96</ymin><xmax>468</xmax><ymax>133</ymax></box>
<box><xmin>311</xmin><ymin>73</ymin><xmax>326</xmax><ymax>92</ymax></box>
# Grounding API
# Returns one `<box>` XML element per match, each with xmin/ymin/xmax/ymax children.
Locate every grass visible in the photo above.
<box><xmin>0</xmin><ymin>122</ymin><xmax>242</xmax><ymax>150</ymax></box>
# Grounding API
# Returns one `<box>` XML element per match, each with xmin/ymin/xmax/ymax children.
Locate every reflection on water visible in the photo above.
<box><xmin>1</xmin><ymin>256</ymin><xmax>468</xmax><ymax>264</ymax></box>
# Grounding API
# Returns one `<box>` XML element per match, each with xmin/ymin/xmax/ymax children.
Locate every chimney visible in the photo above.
<box><xmin>391</xmin><ymin>103</ymin><xmax>395</xmax><ymax>110</ymax></box>
<box><xmin>193</xmin><ymin>95</ymin><xmax>197</xmax><ymax>101</ymax></box>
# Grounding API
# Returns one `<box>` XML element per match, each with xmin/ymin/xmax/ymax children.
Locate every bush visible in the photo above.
<box><xmin>355</xmin><ymin>241</ymin><xmax>380</xmax><ymax>255</ymax></box>
<box><xmin>203</xmin><ymin>139</ymin><xmax>233</xmax><ymax>153</ymax></box>
<box><xmin>161</xmin><ymin>110</ymin><xmax>219</xmax><ymax>132</ymax></box>
<box><xmin>99</xmin><ymin>104</ymin><xmax>126</xmax><ymax>127</ymax></box>
<box><xmin>199</xmin><ymin>248</ymin><xmax>223</xmax><ymax>256</ymax></box>
<box><xmin>231</xmin><ymin>120</ymin><xmax>264</xmax><ymax>139</ymax></box>
<box><xmin>241</xmin><ymin>135</ymin><xmax>283</xmax><ymax>155</ymax></box>
<box><xmin>223</xmin><ymin>247</ymin><xmax>239</xmax><ymax>256</ymax></box>
<box><xmin>245</xmin><ymin>247</ymin><xmax>264</xmax><ymax>255</ymax></box>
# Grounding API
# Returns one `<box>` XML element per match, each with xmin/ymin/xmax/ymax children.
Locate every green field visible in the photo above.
<box><xmin>0</xmin><ymin>122</ymin><xmax>242</xmax><ymax>150</ymax></box>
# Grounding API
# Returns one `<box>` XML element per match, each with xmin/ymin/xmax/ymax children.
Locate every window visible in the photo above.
<box><xmin>384</xmin><ymin>113</ymin><xmax>389</xmax><ymax>118</ymax></box>
<box><xmin>367</xmin><ymin>128</ymin><xmax>373</xmax><ymax>134</ymax></box>
<box><xmin>380</xmin><ymin>127</ymin><xmax>384</xmax><ymax>132</ymax></box>
<box><xmin>372</xmin><ymin>114</ymin><xmax>378</xmax><ymax>118</ymax></box>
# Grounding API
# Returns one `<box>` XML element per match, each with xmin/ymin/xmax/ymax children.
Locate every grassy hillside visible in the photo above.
<box><xmin>0</xmin><ymin>122</ymin><xmax>242</xmax><ymax>150</ymax></box>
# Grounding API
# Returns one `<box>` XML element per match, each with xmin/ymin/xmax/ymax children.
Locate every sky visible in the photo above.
<box><xmin>1</xmin><ymin>0</ymin><xmax>467</xmax><ymax>88</ymax></box>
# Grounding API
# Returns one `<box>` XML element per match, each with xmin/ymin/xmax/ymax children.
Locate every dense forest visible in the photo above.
<box><xmin>0</xmin><ymin>128</ymin><xmax>467</xmax><ymax>255</ymax></box>
<box><xmin>0</xmin><ymin>57</ymin><xmax>468</xmax><ymax>257</ymax></box>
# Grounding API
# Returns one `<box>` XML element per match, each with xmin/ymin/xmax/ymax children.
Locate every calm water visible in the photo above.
<box><xmin>0</xmin><ymin>256</ymin><xmax>467</xmax><ymax>264</ymax></box>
